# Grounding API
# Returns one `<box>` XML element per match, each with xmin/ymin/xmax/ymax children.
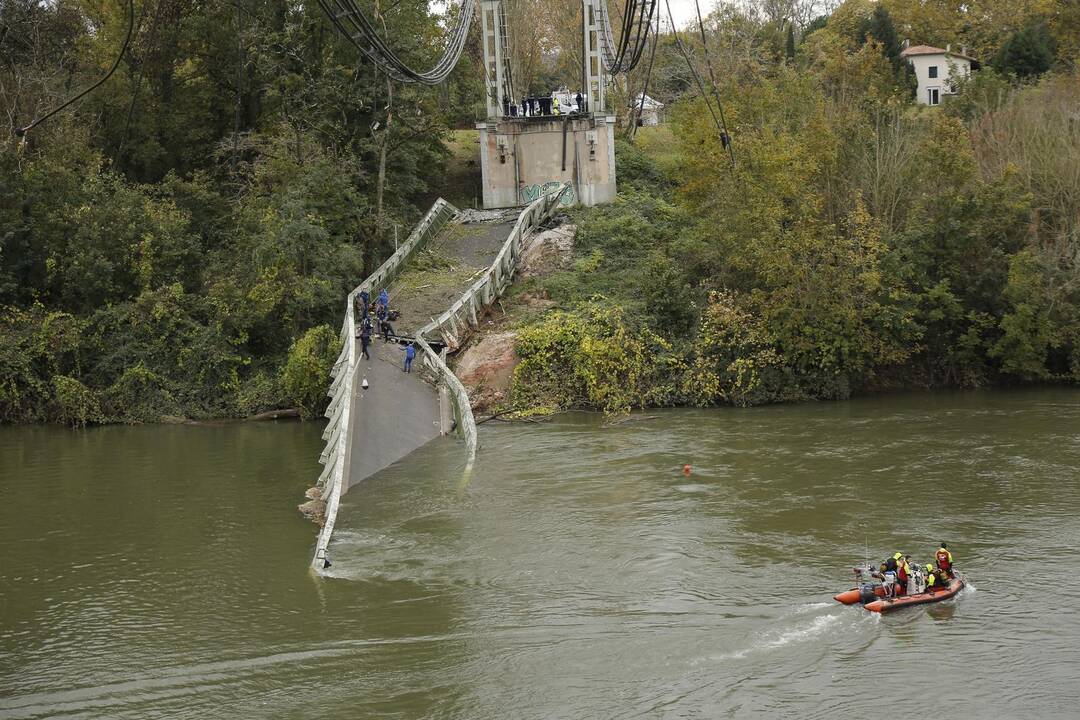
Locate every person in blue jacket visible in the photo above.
<box><xmin>378</xmin><ymin>288</ymin><xmax>389</xmax><ymax>313</ymax></box>
<box><xmin>358</xmin><ymin>289</ymin><xmax>370</xmax><ymax>318</ymax></box>
<box><xmin>403</xmin><ymin>341</ymin><xmax>416</xmax><ymax>373</ymax></box>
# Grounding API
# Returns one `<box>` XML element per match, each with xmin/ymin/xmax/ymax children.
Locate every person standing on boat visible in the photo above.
<box><xmin>878</xmin><ymin>557</ymin><xmax>899</xmax><ymax>598</ymax></box>
<box><xmin>935</xmin><ymin>543</ymin><xmax>954</xmax><ymax>577</ymax></box>
<box><xmin>893</xmin><ymin>553</ymin><xmax>910</xmax><ymax>595</ymax></box>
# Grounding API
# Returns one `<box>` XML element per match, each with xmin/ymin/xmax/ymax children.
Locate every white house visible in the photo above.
<box><xmin>901</xmin><ymin>43</ymin><xmax>980</xmax><ymax>106</ymax></box>
<box><xmin>630</xmin><ymin>93</ymin><xmax>664</xmax><ymax>126</ymax></box>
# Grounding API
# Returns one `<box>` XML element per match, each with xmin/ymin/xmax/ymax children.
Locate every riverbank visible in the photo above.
<box><xmin>449</xmin><ymin>111</ymin><xmax>1080</xmax><ymax>417</ymax></box>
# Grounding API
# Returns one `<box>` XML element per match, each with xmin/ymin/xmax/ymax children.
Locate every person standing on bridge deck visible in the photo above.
<box><xmin>380</xmin><ymin>315</ymin><xmax>395</xmax><ymax>342</ymax></box>
<box><xmin>359</xmin><ymin>289</ymin><xmax>370</xmax><ymax>318</ymax></box>
<box><xmin>552</xmin><ymin>95</ymin><xmax>561</xmax><ymax>115</ymax></box>
<box><xmin>378</xmin><ymin>288</ymin><xmax>389</xmax><ymax>315</ymax></box>
<box><xmin>575</xmin><ymin>92</ymin><xmax>583</xmax><ymax>113</ymax></box>
<box><xmin>360</xmin><ymin>313</ymin><xmax>373</xmax><ymax>361</ymax></box>
<box><xmin>403</xmin><ymin>341</ymin><xmax>416</xmax><ymax>373</ymax></box>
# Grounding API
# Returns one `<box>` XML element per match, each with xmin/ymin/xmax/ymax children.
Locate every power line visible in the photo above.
<box><xmin>16</xmin><ymin>0</ymin><xmax>136</xmax><ymax>138</ymax></box>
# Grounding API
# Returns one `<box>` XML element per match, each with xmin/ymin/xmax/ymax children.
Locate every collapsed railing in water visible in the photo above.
<box><xmin>311</xmin><ymin>198</ymin><xmax>457</xmax><ymax>570</ymax></box>
<box><xmin>412</xmin><ymin>182</ymin><xmax>571</xmax><ymax>454</ymax></box>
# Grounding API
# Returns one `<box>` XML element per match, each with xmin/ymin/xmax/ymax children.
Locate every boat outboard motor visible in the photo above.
<box><xmin>858</xmin><ymin>584</ymin><xmax>878</xmax><ymax>604</ymax></box>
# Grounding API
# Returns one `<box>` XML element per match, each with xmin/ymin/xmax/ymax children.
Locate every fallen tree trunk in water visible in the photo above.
<box><xmin>248</xmin><ymin>408</ymin><xmax>301</xmax><ymax>421</ymax></box>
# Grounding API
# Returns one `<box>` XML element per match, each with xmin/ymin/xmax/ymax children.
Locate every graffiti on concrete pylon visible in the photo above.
<box><xmin>519</xmin><ymin>181</ymin><xmax>575</xmax><ymax>206</ymax></box>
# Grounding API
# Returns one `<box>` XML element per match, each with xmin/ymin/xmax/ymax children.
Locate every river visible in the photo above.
<box><xmin>2</xmin><ymin>389</ymin><xmax>1079</xmax><ymax>718</ymax></box>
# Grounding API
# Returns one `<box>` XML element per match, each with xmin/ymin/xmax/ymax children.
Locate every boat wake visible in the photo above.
<box><xmin>702</xmin><ymin>613</ymin><xmax>843</xmax><ymax>663</ymax></box>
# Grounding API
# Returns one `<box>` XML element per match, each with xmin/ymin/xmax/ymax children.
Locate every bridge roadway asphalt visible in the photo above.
<box><xmin>344</xmin><ymin>211</ymin><xmax>518</xmax><ymax>491</ymax></box>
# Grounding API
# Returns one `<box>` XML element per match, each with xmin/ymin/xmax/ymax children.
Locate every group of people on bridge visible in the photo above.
<box><xmin>356</xmin><ymin>288</ymin><xmax>416</xmax><ymax>373</ymax></box>
<box><xmin>503</xmin><ymin>90</ymin><xmax>586</xmax><ymax>119</ymax></box>
<box><xmin>869</xmin><ymin>543</ymin><xmax>955</xmax><ymax>598</ymax></box>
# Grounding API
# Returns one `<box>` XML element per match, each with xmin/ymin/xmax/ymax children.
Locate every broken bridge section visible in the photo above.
<box><xmin>343</xmin><ymin>209</ymin><xmax>520</xmax><ymax>493</ymax></box>
<box><xmin>313</xmin><ymin>190</ymin><xmax>569</xmax><ymax>570</ymax></box>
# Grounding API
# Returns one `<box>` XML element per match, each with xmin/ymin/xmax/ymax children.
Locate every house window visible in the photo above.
<box><xmin>927</xmin><ymin>88</ymin><xmax>940</xmax><ymax>105</ymax></box>
<box><xmin>929</xmin><ymin>65</ymin><xmax>939</xmax><ymax>79</ymax></box>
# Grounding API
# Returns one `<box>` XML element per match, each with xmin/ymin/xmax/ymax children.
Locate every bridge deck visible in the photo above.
<box><xmin>388</xmin><ymin>211</ymin><xmax>518</xmax><ymax>338</ymax></box>
<box><xmin>345</xmin><ymin>211</ymin><xmax>518</xmax><ymax>491</ymax></box>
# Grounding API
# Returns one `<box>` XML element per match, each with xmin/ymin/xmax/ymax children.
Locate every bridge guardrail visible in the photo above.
<box><xmin>312</xmin><ymin>198</ymin><xmax>458</xmax><ymax>570</ymax></box>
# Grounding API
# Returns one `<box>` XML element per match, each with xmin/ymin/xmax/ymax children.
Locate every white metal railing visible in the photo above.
<box><xmin>311</xmin><ymin>198</ymin><xmax>458</xmax><ymax>570</ymax></box>
<box><xmin>414</xmin><ymin>183</ymin><xmax>571</xmax><ymax>459</ymax></box>
<box><xmin>420</xmin><ymin>183</ymin><xmax>569</xmax><ymax>349</ymax></box>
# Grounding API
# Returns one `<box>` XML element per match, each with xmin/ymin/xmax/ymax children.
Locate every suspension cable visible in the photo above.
<box><xmin>16</xmin><ymin>0</ymin><xmax>136</xmax><ymax>137</ymax></box>
<box><xmin>315</xmin><ymin>0</ymin><xmax>474</xmax><ymax>84</ymax></box>
<box><xmin>596</xmin><ymin>0</ymin><xmax>655</xmax><ymax>75</ymax></box>
<box><xmin>629</xmin><ymin>9</ymin><xmax>659</xmax><ymax>141</ymax></box>
<box><xmin>692</xmin><ymin>0</ymin><xmax>735</xmax><ymax>167</ymax></box>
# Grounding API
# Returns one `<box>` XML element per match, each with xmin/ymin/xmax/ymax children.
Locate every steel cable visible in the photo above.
<box><xmin>16</xmin><ymin>0</ymin><xmax>136</xmax><ymax>137</ymax></box>
<box><xmin>316</xmin><ymin>0</ymin><xmax>474</xmax><ymax>84</ymax></box>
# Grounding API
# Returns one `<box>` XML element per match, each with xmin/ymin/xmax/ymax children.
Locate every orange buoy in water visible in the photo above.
<box><xmin>683</xmin><ymin>464</ymin><xmax>691</xmax><ymax>475</ymax></box>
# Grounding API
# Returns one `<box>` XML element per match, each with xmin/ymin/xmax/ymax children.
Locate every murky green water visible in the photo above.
<box><xmin>3</xmin><ymin>390</ymin><xmax>1080</xmax><ymax>718</ymax></box>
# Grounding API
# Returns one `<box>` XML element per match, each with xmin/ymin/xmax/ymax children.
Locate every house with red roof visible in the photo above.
<box><xmin>900</xmin><ymin>42</ymin><xmax>981</xmax><ymax>106</ymax></box>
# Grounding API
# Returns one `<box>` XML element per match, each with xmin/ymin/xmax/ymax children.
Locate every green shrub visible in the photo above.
<box><xmin>51</xmin><ymin>376</ymin><xmax>103</xmax><ymax>427</ymax></box>
<box><xmin>283</xmin><ymin>325</ymin><xmax>340</xmax><ymax>418</ymax></box>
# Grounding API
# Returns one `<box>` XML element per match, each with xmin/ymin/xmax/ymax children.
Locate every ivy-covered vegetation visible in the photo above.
<box><xmin>509</xmin><ymin>1</ymin><xmax>1080</xmax><ymax>414</ymax></box>
<box><xmin>1</xmin><ymin>0</ymin><xmax>482</xmax><ymax>424</ymax></box>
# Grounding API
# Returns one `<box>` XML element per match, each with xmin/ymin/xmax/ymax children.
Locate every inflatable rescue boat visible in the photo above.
<box><xmin>834</xmin><ymin>575</ymin><xmax>964</xmax><ymax>613</ymax></box>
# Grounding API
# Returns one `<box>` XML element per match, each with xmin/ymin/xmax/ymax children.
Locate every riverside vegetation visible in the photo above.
<box><xmin>2</xmin><ymin>0</ymin><xmax>1078</xmax><ymax>425</ymax></box>
<box><xmin>507</xmin><ymin>1</ymin><xmax>1080</xmax><ymax>414</ymax></box>
<box><xmin>1</xmin><ymin>0</ymin><xmax>483</xmax><ymax>425</ymax></box>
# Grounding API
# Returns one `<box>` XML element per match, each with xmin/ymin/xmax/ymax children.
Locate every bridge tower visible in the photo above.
<box><xmin>475</xmin><ymin>0</ymin><xmax>617</xmax><ymax>209</ymax></box>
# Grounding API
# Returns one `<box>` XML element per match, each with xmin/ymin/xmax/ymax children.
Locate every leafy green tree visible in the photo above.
<box><xmin>993</xmin><ymin>23</ymin><xmax>1055</xmax><ymax>79</ymax></box>
<box><xmin>283</xmin><ymin>325</ymin><xmax>340</xmax><ymax>418</ymax></box>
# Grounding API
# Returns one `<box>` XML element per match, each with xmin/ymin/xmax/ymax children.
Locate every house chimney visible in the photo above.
<box><xmin>946</xmin><ymin>43</ymin><xmax>951</xmax><ymax>52</ymax></box>
<box><xmin>903</xmin><ymin>38</ymin><xmax>910</xmax><ymax>49</ymax></box>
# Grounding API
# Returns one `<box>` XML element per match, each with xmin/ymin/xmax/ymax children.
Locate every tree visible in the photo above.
<box><xmin>857</xmin><ymin>5</ymin><xmax>903</xmax><ymax>70</ymax></box>
<box><xmin>993</xmin><ymin>23</ymin><xmax>1055</xmax><ymax>79</ymax></box>
<box><xmin>283</xmin><ymin>325</ymin><xmax>340</xmax><ymax>418</ymax></box>
<box><xmin>786</xmin><ymin>22</ymin><xmax>797</xmax><ymax>61</ymax></box>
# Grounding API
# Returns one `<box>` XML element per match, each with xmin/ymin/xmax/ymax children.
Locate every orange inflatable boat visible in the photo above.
<box><xmin>834</xmin><ymin>575</ymin><xmax>965</xmax><ymax>613</ymax></box>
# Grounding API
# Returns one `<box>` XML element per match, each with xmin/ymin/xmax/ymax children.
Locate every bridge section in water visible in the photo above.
<box><xmin>312</xmin><ymin>187</ymin><xmax>569</xmax><ymax>569</ymax></box>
